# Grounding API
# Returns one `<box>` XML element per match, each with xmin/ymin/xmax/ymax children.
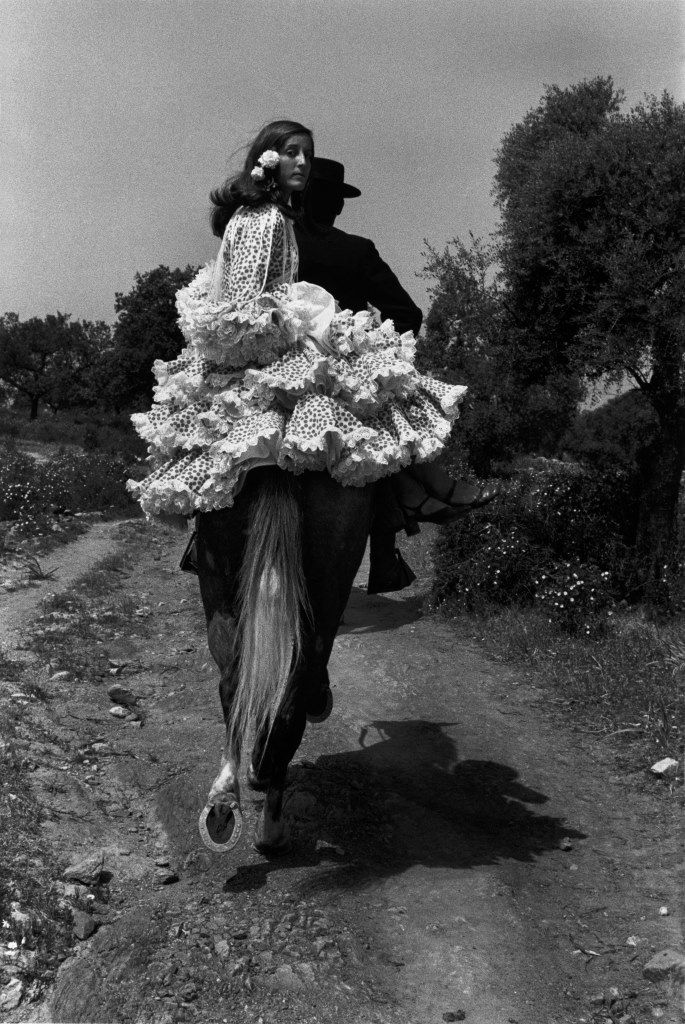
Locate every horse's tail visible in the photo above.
<box><xmin>229</xmin><ymin>471</ymin><xmax>307</xmax><ymax>756</ymax></box>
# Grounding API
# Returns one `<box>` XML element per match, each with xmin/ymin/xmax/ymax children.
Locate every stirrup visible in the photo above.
<box><xmin>198</xmin><ymin>795</ymin><xmax>243</xmax><ymax>852</ymax></box>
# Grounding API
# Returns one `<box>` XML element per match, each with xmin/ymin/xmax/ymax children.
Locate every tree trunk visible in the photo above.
<box><xmin>634</xmin><ymin>408</ymin><xmax>684</xmax><ymax>604</ymax></box>
<box><xmin>29</xmin><ymin>395</ymin><xmax>39</xmax><ymax>420</ymax></box>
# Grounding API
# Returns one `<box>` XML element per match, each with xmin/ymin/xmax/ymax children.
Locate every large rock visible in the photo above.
<box><xmin>643</xmin><ymin>949</ymin><xmax>685</xmax><ymax>981</ymax></box>
<box><xmin>271</xmin><ymin>965</ymin><xmax>304</xmax><ymax>992</ymax></box>
<box><xmin>107</xmin><ymin>684</ymin><xmax>138</xmax><ymax>707</ymax></box>
<box><xmin>63</xmin><ymin>852</ymin><xmax>105</xmax><ymax>885</ymax></box>
<box><xmin>650</xmin><ymin>757</ymin><xmax>679</xmax><ymax>778</ymax></box>
<box><xmin>72</xmin><ymin>911</ymin><xmax>96</xmax><ymax>941</ymax></box>
<box><xmin>72</xmin><ymin>913</ymin><xmax>96</xmax><ymax>942</ymax></box>
<box><xmin>9</xmin><ymin>902</ymin><xmax>32</xmax><ymax>933</ymax></box>
<box><xmin>0</xmin><ymin>979</ymin><xmax>24</xmax><ymax>1011</ymax></box>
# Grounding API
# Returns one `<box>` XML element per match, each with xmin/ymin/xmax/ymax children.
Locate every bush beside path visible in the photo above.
<box><xmin>0</xmin><ymin>520</ymin><xmax>681</xmax><ymax>1024</ymax></box>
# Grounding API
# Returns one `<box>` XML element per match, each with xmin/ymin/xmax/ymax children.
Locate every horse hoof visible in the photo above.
<box><xmin>252</xmin><ymin>829</ymin><xmax>291</xmax><ymax>857</ymax></box>
<box><xmin>306</xmin><ymin>686</ymin><xmax>333</xmax><ymax>724</ymax></box>
<box><xmin>198</xmin><ymin>797</ymin><xmax>243</xmax><ymax>853</ymax></box>
<box><xmin>247</xmin><ymin>763</ymin><xmax>270</xmax><ymax>792</ymax></box>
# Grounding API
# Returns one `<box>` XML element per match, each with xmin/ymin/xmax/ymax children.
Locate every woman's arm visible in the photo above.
<box><xmin>220</xmin><ymin>205</ymin><xmax>284</xmax><ymax>305</ymax></box>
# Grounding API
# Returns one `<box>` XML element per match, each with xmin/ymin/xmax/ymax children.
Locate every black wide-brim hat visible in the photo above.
<box><xmin>310</xmin><ymin>157</ymin><xmax>361</xmax><ymax>198</ymax></box>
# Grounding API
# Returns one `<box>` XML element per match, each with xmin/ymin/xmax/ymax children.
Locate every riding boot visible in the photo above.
<box><xmin>366</xmin><ymin>478</ymin><xmax>417</xmax><ymax>595</ymax></box>
<box><xmin>367</xmin><ymin>528</ymin><xmax>417</xmax><ymax>594</ymax></box>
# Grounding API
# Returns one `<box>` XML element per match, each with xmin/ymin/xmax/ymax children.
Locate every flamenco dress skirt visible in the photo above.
<box><xmin>127</xmin><ymin>268</ymin><xmax>467</xmax><ymax>516</ymax></box>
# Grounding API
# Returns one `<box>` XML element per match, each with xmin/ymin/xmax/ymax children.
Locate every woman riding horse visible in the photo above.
<box><xmin>128</xmin><ymin>120</ymin><xmax>479</xmax><ymax>853</ymax></box>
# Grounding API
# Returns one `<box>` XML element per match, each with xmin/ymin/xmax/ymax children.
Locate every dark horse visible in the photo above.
<box><xmin>195</xmin><ymin>466</ymin><xmax>372</xmax><ymax>853</ymax></box>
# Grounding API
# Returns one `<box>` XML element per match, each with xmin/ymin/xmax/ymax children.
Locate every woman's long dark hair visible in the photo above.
<box><xmin>210</xmin><ymin>120</ymin><xmax>314</xmax><ymax>238</ymax></box>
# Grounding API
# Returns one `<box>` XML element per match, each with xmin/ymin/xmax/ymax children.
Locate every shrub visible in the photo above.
<box><xmin>521</xmin><ymin>462</ymin><xmax>634</xmax><ymax>562</ymax></box>
<box><xmin>534</xmin><ymin>560</ymin><xmax>614</xmax><ymax>636</ymax></box>
<box><xmin>83</xmin><ymin>426</ymin><xmax>100</xmax><ymax>450</ymax></box>
<box><xmin>433</xmin><ymin>520</ymin><xmax>548</xmax><ymax>611</ymax></box>
<box><xmin>431</xmin><ymin>460</ymin><xmax>635</xmax><ymax>630</ymax></box>
<box><xmin>0</xmin><ymin>445</ymin><xmax>132</xmax><ymax>529</ymax></box>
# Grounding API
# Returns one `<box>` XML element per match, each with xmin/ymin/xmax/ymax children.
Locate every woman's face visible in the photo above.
<box><xmin>278</xmin><ymin>134</ymin><xmax>313</xmax><ymax>196</ymax></box>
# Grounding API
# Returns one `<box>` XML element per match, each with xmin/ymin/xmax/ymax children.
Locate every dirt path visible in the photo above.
<box><xmin>2</xmin><ymin>520</ymin><xmax>681</xmax><ymax>1024</ymax></box>
<box><xmin>0</xmin><ymin>519</ymin><xmax>138</xmax><ymax>644</ymax></box>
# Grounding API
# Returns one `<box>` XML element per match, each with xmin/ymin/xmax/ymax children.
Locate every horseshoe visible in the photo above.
<box><xmin>198</xmin><ymin>796</ymin><xmax>243</xmax><ymax>853</ymax></box>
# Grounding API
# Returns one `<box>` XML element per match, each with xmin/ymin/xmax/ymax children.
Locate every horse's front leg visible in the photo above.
<box><xmin>249</xmin><ymin>670</ymin><xmax>303</xmax><ymax>854</ymax></box>
<box><xmin>254</xmin><ymin>769</ymin><xmax>291</xmax><ymax>855</ymax></box>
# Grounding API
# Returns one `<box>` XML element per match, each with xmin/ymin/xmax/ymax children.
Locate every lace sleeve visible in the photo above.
<box><xmin>219</xmin><ymin>206</ymin><xmax>285</xmax><ymax>306</ymax></box>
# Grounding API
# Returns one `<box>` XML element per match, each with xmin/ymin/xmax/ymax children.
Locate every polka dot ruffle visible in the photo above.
<box><xmin>128</xmin><ymin>205</ymin><xmax>466</xmax><ymax>515</ymax></box>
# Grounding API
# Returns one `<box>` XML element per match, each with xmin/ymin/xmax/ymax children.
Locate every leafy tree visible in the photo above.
<box><xmin>0</xmin><ymin>312</ymin><xmax>111</xmax><ymax>418</ymax></box>
<box><xmin>417</xmin><ymin>235</ymin><xmax>514</xmax><ymax>475</ymax></box>
<box><xmin>46</xmin><ymin>320</ymin><xmax>113</xmax><ymax>411</ymax></box>
<box><xmin>562</xmin><ymin>390</ymin><xmax>660</xmax><ymax>482</ymax></box>
<box><xmin>107</xmin><ymin>265</ymin><xmax>197</xmax><ymax>409</ymax></box>
<box><xmin>493</xmin><ymin>77</ymin><xmax>624</xmax><ymax>449</ymax></box>
<box><xmin>494</xmin><ymin>82</ymin><xmax>684</xmax><ymax>597</ymax></box>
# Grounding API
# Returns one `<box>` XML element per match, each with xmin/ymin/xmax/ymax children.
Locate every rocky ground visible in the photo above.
<box><xmin>0</xmin><ymin>517</ymin><xmax>682</xmax><ymax>1024</ymax></box>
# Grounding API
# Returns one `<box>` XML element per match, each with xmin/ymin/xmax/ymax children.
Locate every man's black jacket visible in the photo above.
<box><xmin>294</xmin><ymin>222</ymin><xmax>423</xmax><ymax>336</ymax></box>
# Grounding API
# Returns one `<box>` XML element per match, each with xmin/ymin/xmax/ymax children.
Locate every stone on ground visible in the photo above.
<box><xmin>107</xmin><ymin>683</ymin><xmax>138</xmax><ymax>707</ymax></box>
<box><xmin>63</xmin><ymin>852</ymin><xmax>105</xmax><ymax>885</ymax></box>
<box><xmin>650</xmin><ymin>757</ymin><xmax>679</xmax><ymax>777</ymax></box>
<box><xmin>642</xmin><ymin>949</ymin><xmax>685</xmax><ymax>981</ymax></box>
<box><xmin>72</xmin><ymin>910</ymin><xmax>96</xmax><ymax>941</ymax></box>
<box><xmin>0</xmin><ymin>979</ymin><xmax>24</xmax><ymax>1011</ymax></box>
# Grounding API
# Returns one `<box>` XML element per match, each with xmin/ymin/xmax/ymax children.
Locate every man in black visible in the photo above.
<box><xmin>295</xmin><ymin>159</ymin><xmax>423</xmax><ymax>593</ymax></box>
<box><xmin>294</xmin><ymin>158</ymin><xmax>423</xmax><ymax>336</ymax></box>
<box><xmin>295</xmin><ymin>159</ymin><xmax>498</xmax><ymax>593</ymax></box>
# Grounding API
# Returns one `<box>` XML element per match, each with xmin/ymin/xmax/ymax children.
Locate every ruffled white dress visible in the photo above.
<box><xmin>128</xmin><ymin>203</ymin><xmax>467</xmax><ymax>515</ymax></box>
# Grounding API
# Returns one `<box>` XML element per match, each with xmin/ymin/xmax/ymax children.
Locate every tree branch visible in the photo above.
<box><xmin>626</xmin><ymin>364</ymin><xmax>650</xmax><ymax>392</ymax></box>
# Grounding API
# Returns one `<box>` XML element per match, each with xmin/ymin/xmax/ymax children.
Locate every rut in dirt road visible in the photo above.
<box><xmin>0</xmin><ymin>518</ymin><xmax>138</xmax><ymax>643</ymax></box>
<box><xmin>11</xmin><ymin>520</ymin><xmax>680</xmax><ymax>1024</ymax></box>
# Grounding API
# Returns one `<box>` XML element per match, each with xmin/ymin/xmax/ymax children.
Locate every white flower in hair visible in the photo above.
<box><xmin>258</xmin><ymin>150</ymin><xmax>280</xmax><ymax>169</ymax></box>
<box><xmin>250</xmin><ymin>166</ymin><xmax>265</xmax><ymax>181</ymax></box>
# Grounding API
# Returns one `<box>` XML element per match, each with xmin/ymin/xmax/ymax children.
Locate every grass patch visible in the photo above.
<box><xmin>75</xmin><ymin>552</ymin><xmax>130</xmax><ymax>597</ymax></box>
<box><xmin>0</xmin><ymin>698</ymin><xmax>72</xmax><ymax>997</ymax></box>
<box><xmin>0</xmin><ymin>649</ymin><xmax>27</xmax><ymax>682</ymax></box>
<box><xmin>27</xmin><ymin>536</ymin><xmax>150</xmax><ymax>675</ymax></box>
<box><xmin>449</xmin><ymin>603</ymin><xmax>684</xmax><ymax>760</ymax></box>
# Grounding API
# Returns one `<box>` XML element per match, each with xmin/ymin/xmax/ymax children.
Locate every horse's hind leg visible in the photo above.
<box><xmin>195</xmin><ymin>506</ymin><xmax>247</xmax><ymax>850</ymax></box>
<box><xmin>253</xmin><ymin>472</ymin><xmax>372</xmax><ymax>853</ymax></box>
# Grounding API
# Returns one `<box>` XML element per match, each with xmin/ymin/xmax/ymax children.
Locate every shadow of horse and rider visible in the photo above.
<box><xmin>188</xmin><ymin>467</ymin><xmax>584</xmax><ymax>877</ymax></box>
<box><xmin>220</xmin><ymin>714</ymin><xmax>585</xmax><ymax>895</ymax></box>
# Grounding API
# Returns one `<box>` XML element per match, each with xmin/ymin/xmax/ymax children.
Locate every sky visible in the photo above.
<box><xmin>1</xmin><ymin>0</ymin><xmax>683</xmax><ymax>326</ymax></box>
